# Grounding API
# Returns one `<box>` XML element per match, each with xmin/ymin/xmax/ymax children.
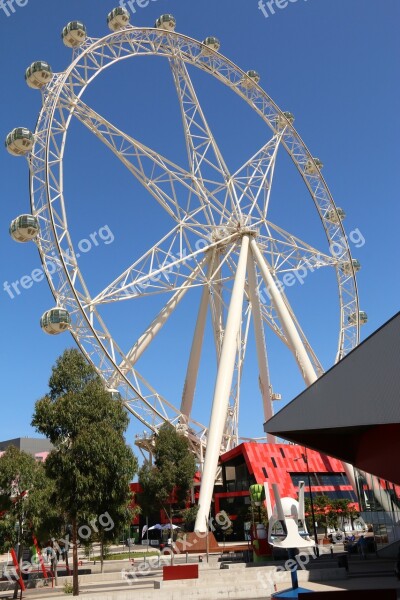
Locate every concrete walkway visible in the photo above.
<box><xmin>2</xmin><ymin>551</ymin><xmax>400</xmax><ymax>599</ymax></box>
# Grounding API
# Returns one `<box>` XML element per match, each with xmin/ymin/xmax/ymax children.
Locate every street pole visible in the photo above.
<box><xmin>146</xmin><ymin>516</ymin><xmax>149</xmax><ymax>563</ymax></box>
<box><xmin>304</xmin><ymin>449</ymin><xmax>319</xmax><ymax>556</ymax></box>
<box><xmin>205</xmin><ymin>516</ymin><xmax>210</xmax><ymax>564</ymax></box>
<box><xmin>251</xmin><ymin>503</ymin><xmax>255</xmax><ymax>538</ymax></box>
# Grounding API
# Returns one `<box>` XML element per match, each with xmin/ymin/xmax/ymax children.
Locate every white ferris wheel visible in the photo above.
<box><xmin>7</xmin><ymin>9</ymin><xmax>366</xmax><ymax>531</ymax></box>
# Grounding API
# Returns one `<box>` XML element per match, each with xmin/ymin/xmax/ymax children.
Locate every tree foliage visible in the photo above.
<box><xmin>0</xmin><ymin>446</ymin><xmax>54</xmax><ymax>598</ymax></box>
<box><xmin>31</xmin><ymin>348</ymin><xmax>138</xmax><ymax>594</ymax></box>
<box><xmin>0</xmin><ymin>446</ymin><xmax>47</xmax><ymax>552</ymax></box>
<box><xmin>304</xmin><ymin>495</ymin><xmax>359</xmax><ymax>535</ymax></box>
<box><xmin>180</xmin><ymin>505</ymin><xmax>199</xmax><ymax>532</ymax></box>
<box><xmin>139</xmin><ymin>423</ymin><xmax>197</xmax><ymax>516</ymax></box>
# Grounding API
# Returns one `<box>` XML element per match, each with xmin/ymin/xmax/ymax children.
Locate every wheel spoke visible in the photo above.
<box><xmin>58</xmin><ymin>92</ymin><xmax>224</xmax><ymax>226</ymax></box>
<box><xmin>232</xmin><ymin>134</ymin><xmax>282</xmax><ymax>219</ymax></box>
<box><xmin>169</xmin><ymin>56</ymin><xmax>241</xmax><ymax>219</ymax></box>
<box><xmin>259</xmin><ymin>221</ymin><xmax>337</xmax><ymax>275</ymax></box>
<box><xmin>111</xmin><ymin>256</ymin><xmax>208</xmax><ymax>385</ymax></box>
<box><xmin>90</xmin><ymin>226</ymin><xmax>238</xmax><ymax>306</ymax></box>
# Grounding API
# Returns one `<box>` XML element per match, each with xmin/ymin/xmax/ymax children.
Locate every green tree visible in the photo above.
<box><xmin>180</xmin><ymin>505</ymin><xmax>199</xmax><ymax>532</ymax></box>
<box><xmin>304</xmin><ymin>495</ymin><xmax>360</xmax><ymax>539</ymax></box>
<box><xmin>305</xmin><ymin>495</ymin><xmax>330</xmax><ymax>537</ymax></box>
<box><xmin>138</xmin><ymin>423</ymin><xmax>196</xmax><ymax>563</ymax></box>
<box><xmin>32</xmin><ymin>348</ymin><xmax>138</xmax><ymax>595</ymax></box>
<box><xmin>0</xmin><ymin>446</ymin><xmax>48</xmax><ymax>598</ymax></box>
<box><xmin>332</xmin><ymin>498</ymin><xmax>359</xmax><ymax>530</ymax></box>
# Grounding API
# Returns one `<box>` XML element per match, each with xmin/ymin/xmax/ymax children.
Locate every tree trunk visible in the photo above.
<box><xmin>51</xmin><ymin>553</ymin><xmax>58</xmax><ymax>587</ymax></box>
<box><xmin>72</xmin><ymin>518</ymin><xmax>79</xmax><ymax>596</ymax></box>
<box><xmin>170</xmin><ymin>507</ymin><xmax>174</xmax><ymax>566</ymax></box>
<box><xmin>13</xmin><ymin>542</ymin><xmax>23</xmax><ymax>600</ymax></box>
<box><xmin>65</xmin><ymin>548</ymin><xmax>70</xmax><ymax>575</ymax></box>
<box><xmin>100</xmin><ymin>540</ymin><xmax>104</xmax><ymax>574</ymax></box>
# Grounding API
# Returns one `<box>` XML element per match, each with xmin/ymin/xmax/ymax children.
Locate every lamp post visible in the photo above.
<box><xmin>304</xmin><ymin>450</ymin><xmax>319</xmax><ymax>556</ymax></box>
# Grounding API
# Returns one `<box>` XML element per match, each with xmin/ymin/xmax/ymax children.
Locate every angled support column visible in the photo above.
<box><xmin>251</xmin><ymin>239</ymin><xmax>358</xmax><ymax>492</ymax></box>
<box><xmin>211</xmin><ymin>255</ymin><xmax>224</xmax><ymax>363</ymax></box>
<box><xmin>247</xmin><ymin>252</ymin><xmax>276</xmax><ymax>443</ymax></box>
<box><xmin>180</xmin><ymin>259</ymin><xmax>212</xmax><ymax>421</ymax></box>
<box><xmin>194</xmin><ymin>235</ymin><xmax>250</xmax><ymax>533</ymax></box>
<box><xmin>250</xmin><ymin>239</ymin><xmax>316</xmax><ymax>386</ymax></box>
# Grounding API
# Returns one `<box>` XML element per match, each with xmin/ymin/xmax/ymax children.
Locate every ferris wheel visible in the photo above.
<box><xmin>7</xmin><ymin>9</ymin><xmax>365</xmax><ymax>531</ymax></box>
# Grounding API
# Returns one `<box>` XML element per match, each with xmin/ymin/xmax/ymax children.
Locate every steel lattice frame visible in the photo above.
<box><xmin>28</xmin><ymin>26</ymin><xmax>359</xmax><ymax>463</ymax></box>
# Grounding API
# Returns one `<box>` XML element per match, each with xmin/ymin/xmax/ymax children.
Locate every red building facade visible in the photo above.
<box><xmin>215</xmin><ymin>442</ymin><xmax>356</xmax><ymax>522</ymax></box>
<box><xmin>130</xmin><ymin>442</ymin><xmax>357</xmax><ymax>541</ymax></box>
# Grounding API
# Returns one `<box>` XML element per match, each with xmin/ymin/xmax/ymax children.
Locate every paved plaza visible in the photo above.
<box><xmin>2</xmin><ymin>546</ymin><xmax>400</xmax><ymax>600</ymax></box>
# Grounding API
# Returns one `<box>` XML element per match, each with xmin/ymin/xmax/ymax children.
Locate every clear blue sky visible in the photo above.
<box><xmin>1</xmin><ymin>0</ymin><xmax>399</xmax><ymax>445</ymax></box>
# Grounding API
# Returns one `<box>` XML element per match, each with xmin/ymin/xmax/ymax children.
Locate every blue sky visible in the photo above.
<box><xmin>0</xmin><ymin>0</ymin><xmax>399</xmax><ymax>446</ymax></box>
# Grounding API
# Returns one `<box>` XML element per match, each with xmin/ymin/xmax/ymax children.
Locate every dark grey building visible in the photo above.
<box><xmin>264</xmin><ymin>312</ymin><xmax>400</xmax><ymax>486</ymax></box>
<box><xmin>0</xmin><ymin>437</ymin><xmax>53</xmax><ymax>457</ymax></box>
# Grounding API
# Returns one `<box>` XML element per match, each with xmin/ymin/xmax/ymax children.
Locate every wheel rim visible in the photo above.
<box><xmin>29</xmin><ymin>26</ymin><xmax>360</xmax><ymax>453</ymax></box>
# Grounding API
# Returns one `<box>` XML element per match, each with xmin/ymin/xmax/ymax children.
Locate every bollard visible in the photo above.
<box><xmin>186</xmin><ymin>552</ymin><xmax>188</xmax><ymax>564</ymax></box>
<box><xmin>338</xmin><ymin>553</ymin><xmax>349</xmax><ymax>571</ymax></box>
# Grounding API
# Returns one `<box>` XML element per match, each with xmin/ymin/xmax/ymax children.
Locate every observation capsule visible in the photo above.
<box><xmin>201</xmin><ymin>36</ymin><xmax>220</xmax><ymax>53</ymax></box>
<box><xmin>348</xmin><ymin>311</ymin><xmax>368</xmax><ymax>326</ymax></box>
<box><xmin>25</xmin><ymin>61</ymin><xmax>52</xmax><ymax>89</ymax></box>
<box><xmin>305</xmin><ymin>157</ymin><xmax>324</xmax><ymax>175</ymax></box>
<box><xmin>326</xmin><ymin>207</ymin><xmax>346</xmax><ymax>223</ymax></box>
<box><xmin>155</xmin><ymin>14</ymin><xmax>176</xmax><ymax>31</ymax></box>
<box><xmin>277</xmin><ymin>111</ymin><xmax>295</xmax><ymax>128</ymax></box>
<box><xmin>340</xmin><ymin>259</ymin><xmax>361</xmax><ymax>275</ymax></box>
<box><xmin>107</xmin><ymin>7</ymin><xmax>130</xmax><ymax>31</ymax></box>
<box><xmin>241</xmin><ymin>70</ymin><xmax>261</xmax><ymax>88</ymax></box>
<box><xmin>9</xmin><ymin>215</ymin><xmax>39</xmax><ymax>243</ymax></box>
<box><xmin>108</xmin><ymin>389</ymin><xmax>122</xmax><ymax>402</ymax></box>
<box><xmin>5</xmin><ymin>128</ymin><xmax>34</xmax><ymax>156</ymax></box>
<box><xmin>62</xmin><ymin>21</ymin><xmax>87</xmax><ymax>48</ymax></box>
<box><xmin>40</xmin><ymin>308</ymin><xmax>71</xmax><ymax>335</ymax></box>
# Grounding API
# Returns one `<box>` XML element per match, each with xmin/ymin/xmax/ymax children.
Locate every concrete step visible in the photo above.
<box><xmin>157</xmin><ymin>566</ymin><xmax>347</xmax><ymax>587</ymax></box>
<box><xmin>72</xmin><ymin>569</ymin><xmax>347</xmax><ymax>600</ymax></box>
<box><xmin>49</xmin><ymin>585</ymin><xmax>272</xmax><ymax>600</ymax></box>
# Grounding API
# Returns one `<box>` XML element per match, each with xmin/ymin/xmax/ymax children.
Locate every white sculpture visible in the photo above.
<box><xmin>264</xmin><ymin>481</ymin><xmax>315</xmax><ymax>549</ymax></box>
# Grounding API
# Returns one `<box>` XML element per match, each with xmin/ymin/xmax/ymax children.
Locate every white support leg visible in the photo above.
<box><xmin>250</xmin><ymin>239</ymin><xmax>316</xmax><ymax>387</ymax></box>
<box><xmin>180</xmin><ymin>262</ymin><xmax>212</xmax><ymax>420</ymax></box>
<box><xmin>194</xmin><ymin>235</ymin><xmax>250</xmax><ymax>533</ymax></box>
<box><xmin>247</xmin><ymin>253</ymin><xmax>276</xmax><ymax>443</ymax></box>
<box><xmin>211</xmin><ymin>253</ymin><xmax>224</xmax><ymax>363</ymax></box>
<box><xmin>251</xmin><ymin>239</ymin><xmax>359</xmax><ymax>492</ymax></box>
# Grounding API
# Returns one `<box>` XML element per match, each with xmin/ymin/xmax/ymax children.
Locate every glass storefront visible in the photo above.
<box><xmin>355</xmin><ymin>469</ymin><xmax>400</xmax><ymax>550</ymax></box>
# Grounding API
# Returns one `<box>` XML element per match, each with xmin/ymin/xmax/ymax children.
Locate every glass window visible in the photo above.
<box><xmin>290</xmin><ymin>472</ymin><xmax>351</xmax><ymax>487</ymax></box>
